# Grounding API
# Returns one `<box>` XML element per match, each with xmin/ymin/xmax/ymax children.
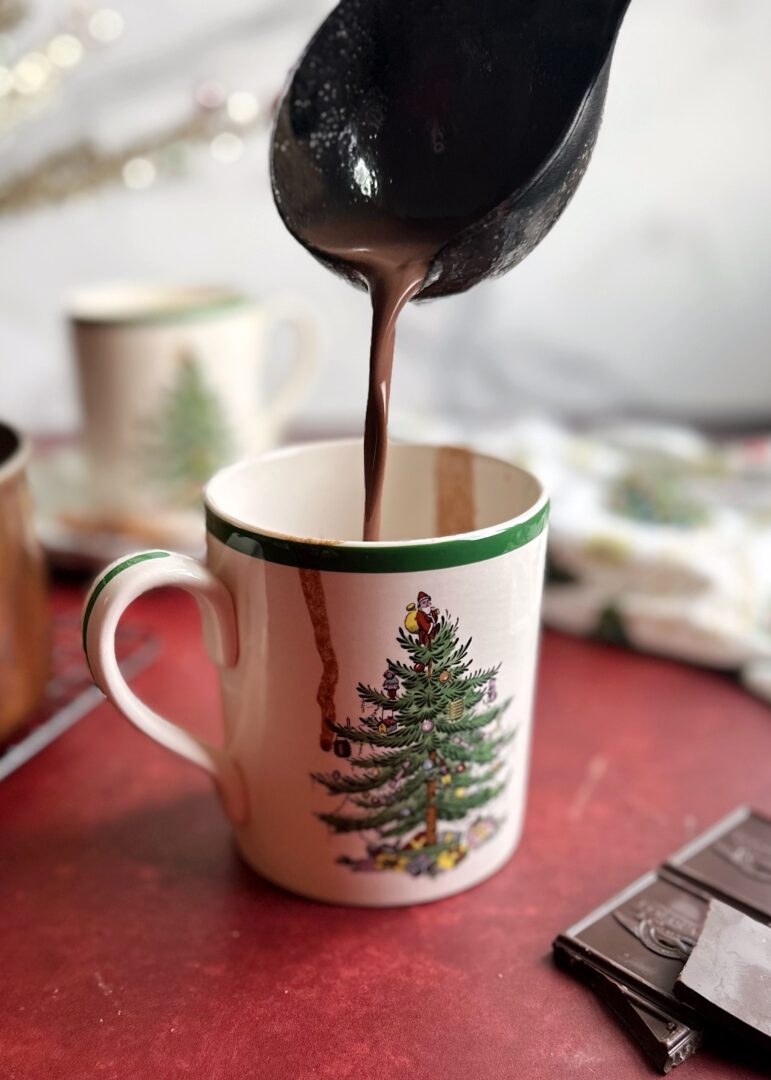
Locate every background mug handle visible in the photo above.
<box><xmin>261</xmin><ymin>295</ymin><xmax>318</xmax><ymax>432</ymax></box>
<box><xmin>82</xmin><ymin>550</ymin><xmax>248</xmax><ymax>824</ymax></box>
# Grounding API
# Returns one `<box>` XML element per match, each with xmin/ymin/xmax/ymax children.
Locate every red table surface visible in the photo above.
<box><xmin>2</xmin><ymin>585</ymin><xmax>770</xmax><ymax>1080</ymax></box>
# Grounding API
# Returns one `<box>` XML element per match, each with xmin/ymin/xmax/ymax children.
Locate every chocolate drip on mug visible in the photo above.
<box><xmin>436</xmin><ymin>445</ymin><xmax>475</xmax><ymax>538</ymax></box>
<box><xmin>306</xmin><ymin>219</ymin><xmax>464</xmax><ymax>540</ymax></box>
<box><xmin>299</xmin><ymin>568</ymin><xmax>339</xmax><ymax>751</ymax></box>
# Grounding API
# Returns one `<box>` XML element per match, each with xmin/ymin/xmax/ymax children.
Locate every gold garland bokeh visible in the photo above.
<box><xmin>0</xmin><ymin>0</ymin><xmax>26</xmax><ymax>33</ymax></box>
<box><xmin>0</xmin><ymin>3</ymin><xmax>271</xmax><ymax>215</ymax></box>
<box><xmin>0</xmin><ymin>104</ymin><xmax>267</xmax><ymax>214</ymax></box>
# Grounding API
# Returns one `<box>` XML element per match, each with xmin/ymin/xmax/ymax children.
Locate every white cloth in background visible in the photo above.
<box><xmin>477</xmin><ymin>419</ymin><xmax>771</xmax><ymax>706</ymax></box>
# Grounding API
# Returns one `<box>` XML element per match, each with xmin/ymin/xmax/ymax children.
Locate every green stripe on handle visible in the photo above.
<box><xmin>82</xmin><ymin>551</ymin><xmax>171</xmax><ymax>656</ymax></box>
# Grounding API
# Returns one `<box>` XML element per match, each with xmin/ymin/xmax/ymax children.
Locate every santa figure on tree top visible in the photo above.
<box><xmin>412</xmin><ymin>591</ymin><xmax>439</xmax><ymax>672</ymax></box>
<box><xmin>415</xmin><ymin>591</ymin><xmax>439</xmax><ymax>645</ymax></box>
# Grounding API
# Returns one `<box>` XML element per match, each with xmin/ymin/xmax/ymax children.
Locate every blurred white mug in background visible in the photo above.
<box><xmin>69</xmin><ymin>284</ymin><xmax>317</xmax><ymax>524</ymax></box>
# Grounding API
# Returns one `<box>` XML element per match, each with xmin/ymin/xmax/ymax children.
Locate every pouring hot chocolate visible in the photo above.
<box><xmin>271</xmin><ymin>0</ymin><xmax>634</xmax><ymax>538</ymax></box>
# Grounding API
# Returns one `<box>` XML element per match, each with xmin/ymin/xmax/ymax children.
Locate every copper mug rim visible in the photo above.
<box><xmin>0</xmin><ymin>420</ymin><xmax>30</xmax><ymax>488</ymax></box>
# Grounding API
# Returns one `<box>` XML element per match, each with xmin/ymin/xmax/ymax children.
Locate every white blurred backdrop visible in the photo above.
<box><xmin>1</xmin><ymin>0</ymin><xmax>770</xmax><ymax>438</ymax></box>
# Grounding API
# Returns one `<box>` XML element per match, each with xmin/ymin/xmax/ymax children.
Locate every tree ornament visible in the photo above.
<box><xmin>334</xmin><ymin>738</ymin><xmax>351</xmax><ymax>758</ymax></box>
<box><xmin>455</xmin><ymin>787</ymin><xmax>467</xmax><ymax>798</ymax></box>
<box><xmin>484</xmin><ymin>677</ymin><xmax>498</xmax><ymax>704</ymax></box>
<box><xmin>421</xmin><ymin>719</ymin><xmax>433</xmax><ymax>733</ymax></box>
<box><xmin>448</xmin><ymin>699</ymin><xmax>463</xmax><ymax>721</ymax></box>
<box><xmin>438</xmin><ymin>670</ymin><xmax>450</xmax><ymax>684</ymax></box>
<box><xmin>441</xmin><ymin>774</ymin><xmax>452</xmax><ymax>786</ymax></box>
<box><xmin>382</xmin><ymin>669</ymin><xmax>400</xmax><ymax>703</ymax></box>
<box><xmin>401</xmin><ymin>807</ymin><xmax>411</xmax><ymax>817</ymax></box>
<box><xmin>455</xmin><ymin>763</ymin><xmax>466</xmax><ymax>774</ymax></box>
<box><xmin>378</xmin><ymin>721</ymin><xmax>388</xmax><ymax>734</ymax></box>
<box><xmin>422</xmin><ymin>759</ymin><xmax>433</xmax><ymax>772</ymax></box>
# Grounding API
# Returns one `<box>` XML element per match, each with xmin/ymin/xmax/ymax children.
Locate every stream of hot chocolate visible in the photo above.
<box><xmin>307</xmin><ymin>220</ymin><xmax>462</xmax><ymax>540</ymax></box>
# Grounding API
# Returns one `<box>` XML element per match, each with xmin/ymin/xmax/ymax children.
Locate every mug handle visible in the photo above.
<box><xmin>82</xmin><ymin>550</ymin><xmax>248</xmax><ymax>825</ymax></box>
<box><xmin>262</xmin><ymin>295</ymin><xmax>318</xmax><ymax>429</ymax></box>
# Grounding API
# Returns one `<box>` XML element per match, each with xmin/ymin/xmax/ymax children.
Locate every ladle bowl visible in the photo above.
<box><xmin>272</xmin><ymin>0</ymin><xmax>633</xmax><ymax>300</ymax></box>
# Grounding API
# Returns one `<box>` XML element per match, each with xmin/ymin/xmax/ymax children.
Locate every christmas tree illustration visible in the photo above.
<box><xmin>312</xmin><ymin>592</ymin><xmax>514</xmax><ymax>877</ymax></box>
<box><xmin>140</xmin><ymin>353</ymin><xmax>234</xmax><ymax>505</ymax></box>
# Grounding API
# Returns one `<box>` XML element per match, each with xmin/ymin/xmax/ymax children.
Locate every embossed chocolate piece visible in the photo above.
<box><xmin>554</xmin><ymin>871</ymin><xmax>710</xmax><ymax>1025</ymax></box>
<box><xmin>554</xmin><ymin>807</ymin><xmax>771</xmax><ymax>1071</ymax></box>
<box><xmin>665</xmin><ymin>807</ymin><xmax>771</xmax><ymax>923</ymax></box>
<box><xmin>674</xmin><ymin>899</ymin><xmax>771</xmax><ymax>1051</ymax></box>
<box><xmin>613</xmin><ymin>896</ymin><xmax>701</xmax><ymax>961</ymax></box>
<box><xmin>554</xmin><ymin>942</ymin><xmax>702</xmax><ymax>1073</ymax></box>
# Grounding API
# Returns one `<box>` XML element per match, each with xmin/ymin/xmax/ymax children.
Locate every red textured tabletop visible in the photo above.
<box><xmin>2</xmin><ymin>585</ymin><xmax>770</xmax><ymax>1080</ymax></box>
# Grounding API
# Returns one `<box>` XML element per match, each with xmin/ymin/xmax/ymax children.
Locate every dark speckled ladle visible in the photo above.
<box><xmin>272</xmin><ymin>0</ymin><xmax>634</xmax><ymax>300</ymax></box>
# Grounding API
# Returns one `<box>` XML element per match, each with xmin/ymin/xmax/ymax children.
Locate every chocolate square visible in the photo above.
<box><xmin>554</xmin><ymin>871</ymin><xmax>710</xmax><ymax>1025</ymax></box>
<box><xmin>665</xmin><ymin>807</ymin><xmax>771</xmax><ymax>924</ymax></box>
<box><xmin>554</xmin><ymin>940</ymin><xmax>702</xmax><ymax>1073</ymax></box>
<box><xmin>674</xmin><ymin>899</ymin><xmax>771</xmax><ymax>1051</ymax></box>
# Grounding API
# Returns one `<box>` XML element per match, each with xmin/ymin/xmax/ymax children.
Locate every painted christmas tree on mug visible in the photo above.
<box><xmin>312</xmin><ymin>591</ymin><xmax>513</xmax><ymax>877</ymax></box>
<box><xmin>140</xmin><ymin>353</ymin><xmax>234</xmax><ymax>506</ymax></box>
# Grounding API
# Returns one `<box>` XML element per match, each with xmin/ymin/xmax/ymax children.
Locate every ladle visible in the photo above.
<box><xmin>272</xmin><ymin>0</ymin><xmax>634</xmax><ymax>300</ymax></box>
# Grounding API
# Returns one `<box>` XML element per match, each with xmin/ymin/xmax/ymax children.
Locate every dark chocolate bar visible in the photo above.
<box><xmin>553</xmin><ymin>808</ymin><xmax>771</xmax><ymax>1071</ymax></box>
<box><xmin>554</xmin><ymin>870</ymin><xmax>711</xmax><ymax>1027</ymax></box>
<box><xmin>554</xmin><ymin>939</ymin><xmax>702</xmax><ymax>1073</ymax></box>
<box><xmin>664</xmin><ymin>807</ymin><xmax>771</xmax><ymax>924</ymax></box>
<box><xmin>674</xmin><ymin>899</ymin><xmax>771</xmax><ymax>1052</ymax></box>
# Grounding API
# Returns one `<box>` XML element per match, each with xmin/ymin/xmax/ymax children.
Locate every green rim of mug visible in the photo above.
<box><xmin>69</xmin><ymin>291</ymin><xmax>250</xmax><ymax>328</ymax></box>
<box><xmin>205</xmin><ymin>501</ymin><xmax>549</xmax><ymax>574</ymax></box>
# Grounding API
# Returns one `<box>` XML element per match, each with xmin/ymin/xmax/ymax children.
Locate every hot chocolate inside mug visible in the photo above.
<box><xmin>83</xmin><ymin>440</ymin><xmax>548</xmax><ymax>906</ymax></box>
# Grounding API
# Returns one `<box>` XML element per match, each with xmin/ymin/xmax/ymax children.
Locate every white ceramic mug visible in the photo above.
<box><xmin>70</xmin><ymin>284</ymin><xmax>317</xmax><ymax>516</ymax></box>
<box><xmin>83</xmin><ymin>440</ymin><xmax>548</xmax><ymax>906</ymax></box>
